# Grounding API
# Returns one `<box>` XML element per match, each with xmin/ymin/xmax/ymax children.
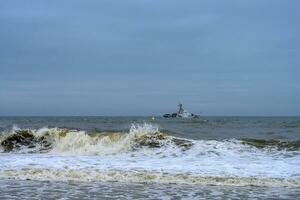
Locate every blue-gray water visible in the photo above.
<box><xmin>0</xmin><ymin>116</ymin><xmax>299</xmax><ymax>199</ymax></box>
<box><xmin>1</xmin><ymin>116</ymin><xmax>299</xmax><ymax>140</ymax></box>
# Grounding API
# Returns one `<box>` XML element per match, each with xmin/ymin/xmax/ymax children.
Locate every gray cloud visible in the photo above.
<box><xmin>0</xmin><ymin>0</ymin><xmax>299</xmax><ymax>115</ymax></box>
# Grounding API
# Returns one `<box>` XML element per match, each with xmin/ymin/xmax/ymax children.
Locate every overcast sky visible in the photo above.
<box><xmin>0</xmin><ymin>0</ymin><xmax>299</xmax><ymax>116</ymax></box>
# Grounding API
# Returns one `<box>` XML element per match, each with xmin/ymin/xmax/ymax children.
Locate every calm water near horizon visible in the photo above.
<box><xmin>0</xmin><ymin>116</ymin><xmax>299</xmax><ymax>199</ymax></box>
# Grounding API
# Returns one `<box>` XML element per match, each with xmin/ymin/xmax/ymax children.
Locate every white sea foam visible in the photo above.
<box><xmin>0</xmin><ymin>123</ymin><xmax>300</xmax><ymax>186</ymax></box>
<box><xmin>1</xmin><ymin>168</ymin><xmax>299</xmax><ymax>187</ymax></box>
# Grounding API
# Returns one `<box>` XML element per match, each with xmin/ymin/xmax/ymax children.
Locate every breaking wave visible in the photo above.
<box><xmin>1</xmin><ymin>124</ymin><xmax>299</xmax><ymax>155</ymax></box>
<box><xmin>1</xmin><ymin>123</ymin><xmax>300</xmax><ymax>187</ymax></box>
<box><xmin>0</xmin><ymin>124</ymin><xmax>192</xmax><ymax>155</ymax></box>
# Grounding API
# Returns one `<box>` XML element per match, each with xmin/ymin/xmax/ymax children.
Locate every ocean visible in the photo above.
<box><xmin>0</xmin><ymin>116</ymin><xmax>299</xmax><ymax>199</ymax></box>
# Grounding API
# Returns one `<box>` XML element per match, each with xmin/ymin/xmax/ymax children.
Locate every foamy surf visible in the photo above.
<box><xmin>0</xmin><ymin>123</ymin><xmax>300</xmax><ymax>187</ymax></box>
<box><xmin>0</xmin><ymin>124</ymin><xmax>192</xmax><ymax>155</ymax></box>
<box><xmin>1</xmin><ymin>168</ymin><xmax>300</xmax><ymax>187</ymax></box>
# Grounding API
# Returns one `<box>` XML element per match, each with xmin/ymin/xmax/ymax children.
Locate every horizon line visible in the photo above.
<box><xmin>0</xmin><ymin>115</ymin><xmax>299</xmax><ymax>117</ymax></box>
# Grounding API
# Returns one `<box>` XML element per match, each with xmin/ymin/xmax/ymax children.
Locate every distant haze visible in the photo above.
<box><xmin>0</xmin><ymin>0</ymin><xmax>299</xmax><ymax>116</ymax></box>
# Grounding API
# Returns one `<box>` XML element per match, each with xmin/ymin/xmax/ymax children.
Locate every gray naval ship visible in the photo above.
<box><xmin>163</xmin><ymin>103</ymin><xmax>199</xmax><ymax>119</ymax></box>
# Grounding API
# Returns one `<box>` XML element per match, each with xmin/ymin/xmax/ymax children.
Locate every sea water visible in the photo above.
<box><xmin>0</xmin><ymin>116</ymin><xmax>299</xmax><ymax>199</ymax></box>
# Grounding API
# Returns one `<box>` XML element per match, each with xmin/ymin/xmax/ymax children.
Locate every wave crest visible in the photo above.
<box><xmin>0</xmin><ymin>124</ymin><xmax>192</xmax><ymax>155</ymax></box>
<box><xmin>241</xmin><ymin>138</ymin><xmax>300</xmax><ymax>151</ymax></box>
<box><xmin>1</xmin><ymin>123</ymin><xmax>300</xmax><ymax>155</ymax></box>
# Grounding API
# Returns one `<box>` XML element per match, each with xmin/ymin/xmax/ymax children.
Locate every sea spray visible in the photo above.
<box><xmin>0</xmin><ymin>123</ymin><xmax>191</xmax><ymax>155</ymax></box>
<box><xmin>0</xmin><ymin>123</ymin><xmax>299</xmax><ymax>187</ymax></box>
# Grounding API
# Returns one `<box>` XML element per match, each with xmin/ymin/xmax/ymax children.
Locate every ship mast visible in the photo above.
<box><xmin>178</xmin><ymin>103</ymin><xmax>184</xmax><ymax>114</ymax></box>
